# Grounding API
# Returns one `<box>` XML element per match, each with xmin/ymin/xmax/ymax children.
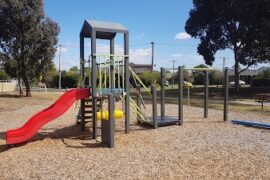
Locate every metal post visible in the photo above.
<box><xmin>151</xmin><ymin>42</ymin><xmax>154</xmax><ymax>72</ymax></box>
<box><xmin>136</xmin><ymin>85</ymin><xmax>142</xmax><ymax>123</ymax></box>
<box><xmin>101</xmin><ymin>94</ymin><xmax>115</xmax><ymax>148</ymax></box>
<box><xmin>160</xmin><ymin>67</ymin><xmax>165</xmax><ymax>117</ymax></box>
<box><xmin>204</xmin><ymin>71</ymin><xmax>209</xmax><ymax>118</ymax></box>
<box><xmin>224</xmin><ymin>67</ymin><xmax>229</xmax><ymax>121</ymax></box>
<box><xmin>124</xmin><ymin>33</ymin><xmax>130</xmax><ymax>133</ymax></box>
<box><xmin>178</xmin><ymin>66</ymin><xmax>183</xmax><ymax>125</ymax></box>
<box><xmin>108</xmin><ymin>94</ymin><xmax>115</xmax><ymax>148</ymax></box>
<box><xmin>152</xmin><ymin>85</ymin><xmax>158</xmax><ymax>129</ymax></box>
<box><xmin>80</xmin><ymin>36</ymin><xmax>85</xmax><ymax>130</ymax></box>
<box><xmin>110</xmin><ymin>38</ymin><xmax>115</xmax><ymax>89</ymax></box>
<box><xmin>91</xmin><ymin>31</ymin><xmax>97</xmax><ymax>139</ymax></box>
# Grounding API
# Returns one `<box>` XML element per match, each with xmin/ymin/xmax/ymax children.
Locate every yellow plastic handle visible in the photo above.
<box><xmin>97</xmin><ymin>110</ymin><xmax>124</xmax><ymax>120</ymax></box>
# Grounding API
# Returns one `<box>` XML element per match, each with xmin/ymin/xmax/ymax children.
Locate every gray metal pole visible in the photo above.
<box><xmin>110</xmin><ymin>38</ymin><xmax>115</xmax><ymax>89</ymax></box>
<box><xmin>224</xmin><ymin>67</ymin><xmax>229</xmax><ymax>121</ymax></box>
<box><xmin>91</xmin><ymin>31</ymin><xmax>97</xmax><ymax>139</ymax></box>
<box><xmin>152</xmin><ymin>85</ymin><xmax>158</xmax><ymax>129</ymax></box>
<box><xmin>108</xmin><ymin>94</ymin><xmax>115</xmax><ymax>148</ymax></box>
<box><xmin>80</xmin><ymin>36</ymin><xmax>85</xmax><ymax>130</ymax></box>
<box><xmin>124</xmin><ymin>32</ymin><xmax>130</xmax><ymax>133</ymax></box>
<box><xmin>178</xmin><ymin>66</ymin><xmax>183</xmax><ymax>125</ymax></box>
<box><xmin>160</xmin><ymin>67</ymin><xmax>165</xmax><ymax>117</ymax></box>
<box><xmin>204</xmin><ymin>71</ymin><xmax>209</xmax><ymax>118</ymax></box>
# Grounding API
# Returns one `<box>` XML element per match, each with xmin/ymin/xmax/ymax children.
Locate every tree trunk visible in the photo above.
<box><xmin>234</xmin><ymin>53</ymin><xmax>240</xmax><ymax>94</ymax></box>
<box><xmin>22</xmin><ymin>73</ymin><xmax>31</xmax><ymax>97</ymax></box>
<box><xmin>17</xmin><ymin>72</ymin><xmax>23</xmax><ymax>95</ymax></box>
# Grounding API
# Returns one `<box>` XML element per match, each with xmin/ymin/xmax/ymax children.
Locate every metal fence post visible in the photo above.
<box><xmin>224</xmin><ymin>67</ymin><xmax>229</xmax><ymax>121</ymax></box>
<box><xmin>160</xmin><ymin>67</ymin><xmax>165</xmax><ymax>117</ymax></box>
<box><xmin>204</xmin><ymin>71</ymin><xmax>209</xmax><ymax>118</ymax></box>
<box><xmin>178</xmin><ymin>66</ymin><xmax>183</xmax><ymax>125</ymax></box>
<box><xmin>152</xmin><ymin>85</ymin><xmax>158</xmax><ymax>129</ymax></box>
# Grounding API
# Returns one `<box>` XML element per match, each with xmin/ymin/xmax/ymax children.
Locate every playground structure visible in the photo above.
<box><xmin>78</xmin><ymin>20</ymin><xmax>130</xmax><ymax>147</ymax></box>
<box><xmin>135</xmin><ymin>67</ymin><xmax>229</xmax><ymax>129</ymax></box>
<box><xmin>5</xmin><ymin>20</ymin><xmax>130</xmax><ymax>148</ymax></box>
<box><xmin>5</xmin><ymin>19</ymin><xmax>230</xmax><ymax>148</ymax></box>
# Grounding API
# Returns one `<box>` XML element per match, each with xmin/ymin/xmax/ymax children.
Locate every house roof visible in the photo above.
<box><xmin>80</xmin><ymin>20</ymin><xmax>128</xmax><ymax>39</ymax></box>
<box><xmin>258</xmin><ymin>67</ymin><xmax>270</xmax><ymax>73</ymax></box>
<box><xmin>130</xmin><ymin>62</ymin><xmax>152</xmax><ymax>68</ymax></box>
<box><xmin>228</xmin><ymin>66</ymin><xmax>270</xmax><ymax>76</ymax></box>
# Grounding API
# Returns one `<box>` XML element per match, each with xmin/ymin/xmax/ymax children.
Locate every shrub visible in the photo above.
<box><xmin>252</xmin><ymin>69</ymin><xmax>270</xmax><ymax>87</ymax></box>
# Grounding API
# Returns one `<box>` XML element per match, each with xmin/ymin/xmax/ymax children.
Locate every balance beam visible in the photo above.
<box><xmin>231</xmin><ymin>120</ymin><xmax>270</xmax><ymax>129</ymax></box>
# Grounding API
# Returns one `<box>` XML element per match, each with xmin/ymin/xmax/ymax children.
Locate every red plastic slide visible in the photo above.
<box><xmin>6</xmin><ymin>88</ymin><xmax>90</xmax><ymax>144</ymax></box>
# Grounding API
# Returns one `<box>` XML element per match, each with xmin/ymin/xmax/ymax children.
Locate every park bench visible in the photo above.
<box><xmin>255</xmin><ymin>95</ymin><xmax>270</xmax><ymax>110</ymax></box>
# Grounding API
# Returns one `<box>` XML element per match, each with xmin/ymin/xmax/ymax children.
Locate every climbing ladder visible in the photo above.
<box><xmin>76</xmin><ymin>97</ymin><xmax>102</xmax><ymax>124</ymax></box>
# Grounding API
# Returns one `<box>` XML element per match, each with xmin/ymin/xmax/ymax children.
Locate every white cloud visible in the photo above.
<box><xmin>96</xmin><ymin>44</ymin><xmax>124</xmax><ymax>54</ymax></box>
<box><xmin>56</xmin><ymin>46</ymin><xmax>68</xmax><ymax>53</ymax></box>
<box><xmin>174</xmin><ymin>32</ymin><xmax>191</xmax><ymax>40</ymax></box>
<box><xmin>166</xmin><ymin>53</ymin><xmax>205</xmax><ymax>68</ymax></box>
<box><xmin>130</xmin><ymin>48</ymin><xmax>151</xmax><ymax>57</ymax></box>
<box><xmin>130</xmin><ymin>48</ymin><xmax>151</xmax><ymax>64</ymax></box>
<box><xmin>54</xmin><ymin>42</ymin><xmax>153</xmax><ymax>70</ymax></box>
<box><xmin>93</xmin><ymin>44</ymin><xmax>151</xmax><ymax>64</ymax></box>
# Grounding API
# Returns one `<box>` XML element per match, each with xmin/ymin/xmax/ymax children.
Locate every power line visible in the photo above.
<box><xmin>171</xmin><ymin>60</ymin><xmax>177</xmax><ymax>85</ymax></box>
<box><xmin>151</xmin><ymin>42</ymin><xmax>154</xmax><ymax>72</ymax></box>
<box><xmin>58</xmin><ymin>45</ymin><xmax>62</xmax><ymax>92</ymax></box>
<box><xmin>219</xmin><ymin>57</ymin><xmax>230</xmax><ymax>71</ymax></box>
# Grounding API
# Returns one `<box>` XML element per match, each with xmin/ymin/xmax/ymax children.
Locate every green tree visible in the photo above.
<box><xmin>0</xmin><ymin>0</ymin><xmax>60</xmax><ymax>96</ymax></box>
<box><xmin>209</xmin><ymin>70</ymin><xmax>223</xmax><ymax>85</ymax></box>
<box><xmin>193</xmin><ymin>64</ymin><xmax>208</xmax><ymax>85</ymax></box>
<box><xmin>138</xmin><ymin>71</ymin><xmax>160</xmax><ymax>87</ymax></box>
<box><xmin>43</xmin><ymin>64</ymin><xmax>58</xmax><ymax>88</ymax></box>
<box><xmin>185</xmin><ymin>0</ymin><xmax>270</xmax><ymax>93</ymax></box>
<box><xmin>0</xmin><ymin>69</ymin><xmax>10</xmax><ymax>80</ymax></box>
<box><xmin>66</xmin><ymin>66</ymin><xmax>80</xmax><ymax>87</ymax></box>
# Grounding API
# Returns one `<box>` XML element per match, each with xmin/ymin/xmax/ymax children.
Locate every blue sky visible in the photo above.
<box><xmin>44</xmin><ymin>0</ymin><xmax>237</xmax><ymax>70</ymax></box>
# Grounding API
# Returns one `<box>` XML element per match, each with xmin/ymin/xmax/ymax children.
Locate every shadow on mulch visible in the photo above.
<box><xmin>0</xmin><ymin>122</ymin><xmax>158</xmax><ymax>151</ymax></box>
<box><xmin>0</xmin><ymin>94</ymin><xmax>23</xmax><ymax>98</ymax></box>
<box><xmin>185</xmin><ymin>121</ymin><xmax>226</xmax><ymax>124</ymax></box>
<box><xmin>0</xmin><ymin>132</ymin><xmax>5</xmax><ymax>140</ymax></box>
<box><xmin>32</xmin><ymin>124</ymin><xmax>92</xmax><ymax>142</ymax></box>
<box><xmin>0</xmin><ymin>124</ymin><xmax>97</xmax><ymax>151</ymax></box>
<box><xmin>0</xmin><ymin>132</ymin><xmax>11</xmax><ymax>153</ymax></box>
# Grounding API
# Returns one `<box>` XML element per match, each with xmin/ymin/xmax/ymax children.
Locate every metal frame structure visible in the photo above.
<box><xmin>177</xmin><ymin>67</ymin><xmax>229</xmax><ymax>122</ymax></box>
<box><xmin>79</xmin><ymin>20</ymin><xmax>130</xmax><ymax>143</ymax></box>
<box><xmin>157</xmin><ymin>66</ymin><xmax>229</xmax><ymax>124</ymax></box>
<box><xmin>156</xmin><ymin>66</ymin><xmax>183</xmax><ymax>127</ymax></box>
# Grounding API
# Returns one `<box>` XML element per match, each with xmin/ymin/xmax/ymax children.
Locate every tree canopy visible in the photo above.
<box><xmin>185</xmin><ymin>0</ymin><xmax>270</xmax><ymax>92</ymax></box>
<box><xmin>0</xmin><ymin>0</ymin><xmax>60</xmax><ymax>96</ymax></box>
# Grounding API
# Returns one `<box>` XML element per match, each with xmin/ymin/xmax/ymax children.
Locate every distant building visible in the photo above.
<box><xmin>228</xmin><ymin>66</ymin><xmax>270</xmax><ymax>84</ymax></box>
<box><xmin>129</xmin><ymin>62</ymin><xmax>152</xmax><ymax>74</ymax></box>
